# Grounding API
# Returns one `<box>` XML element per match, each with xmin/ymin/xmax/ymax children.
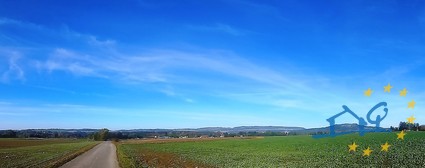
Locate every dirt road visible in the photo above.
<box><xmin>60</xmin><ymin>141</ymin><xmax>119</xmax><ymax>168</ymax></box>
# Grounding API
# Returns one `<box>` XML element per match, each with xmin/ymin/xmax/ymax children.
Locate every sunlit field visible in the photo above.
<box><xmin>116</xmin><ymin>132</ymin><xmax>425</xmax><ymax>167</ymax></box>
<box><xmin>0</xmin><ymin>139</ymin><xmax>99</xmax><ymax>168</ymax></box>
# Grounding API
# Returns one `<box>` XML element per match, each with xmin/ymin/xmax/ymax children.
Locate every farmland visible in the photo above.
<box><xmin>116</xmin><ymin>132</ymin><xmax>425</xmax><ymax>167</ymax></box>
<box><xmin>0</xmin><ymin>138</ymin><xmax>99</xmax><ymax>167</ymax></box>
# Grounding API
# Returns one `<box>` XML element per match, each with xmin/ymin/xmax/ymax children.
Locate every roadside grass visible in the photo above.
<box><xmin>116</xmin><ymin>132</ymin><xmax>425</xmax><ymax>167</ymax></box>
<box><xmin>114</xmin><ymin>141</ymin><xmax>135</xmax><ymax>168</ymax></box>
<box><xmin>0</xmin><ymin>139</ymin><xmax>99</xmax><ymax>168</ymax></box>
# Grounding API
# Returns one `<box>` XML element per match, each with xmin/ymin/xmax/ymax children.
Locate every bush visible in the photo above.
<box><xmin>419</xmin><ymin>125</ymin><xmax>425</xmax><ymax>131</ymax></box>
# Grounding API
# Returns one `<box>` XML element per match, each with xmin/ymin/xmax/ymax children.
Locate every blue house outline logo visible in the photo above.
<box><xmin>313</xmin><ymin>102</ymin><xmax>390</xmax><ymax>139</ymax></box>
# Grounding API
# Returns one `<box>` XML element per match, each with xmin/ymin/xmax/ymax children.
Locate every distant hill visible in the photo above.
<box><xmin>118</xmin><ymin>124</ymin><xmax>388</xmax><ymax>133</ymax></box>
<box><xmin>119</xmin><ymin>126</ymin><xmax>305</xmax><ymax>133</ymax></box>
<box><xmin>302</xmin><ymin>123</ymin><xmax>390</xmax><ymax>134</ymax></box>
<box><xmin>0</xmin><ymin>124</ymin><xmax>390</xmax><ymax>138</ymax></box>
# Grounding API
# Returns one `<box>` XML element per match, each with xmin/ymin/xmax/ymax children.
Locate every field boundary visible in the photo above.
<box><xmin>114</xmin><ymin>141</ymin><xmax>136</xmax><ymax>168</ymax></box>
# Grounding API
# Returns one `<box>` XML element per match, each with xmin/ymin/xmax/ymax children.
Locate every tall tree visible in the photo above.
<box><xmin>93</xmin><ymin>128</ymin><xmax>109</xmax><ymax>141</ymax></box>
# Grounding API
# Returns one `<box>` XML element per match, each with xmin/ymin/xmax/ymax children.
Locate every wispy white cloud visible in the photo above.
<box><xmin>1</xmin><ymin>17</ymin><xmax>423</xmax><ymax>129</ymax></box>
<box><xmin>36</xmin><ymin>48</ymin><xmax>304</xmax><ymax>89</ymax></box>
<box><xmin>184</xmin><ymin>98</ymin><xmax>194</xmax><ymax>103</ymax></box>
<box><xmin>42</xmin><ymin>48</ymin><xmax>108</xmax><ymax>78</ymax></box>
<box><xmin>158</xmin><ymin>85</ymin><xmax>195</xmax><ymax>103</ymax></box>
<box><xmin>36</xmin><ymin>47</ymin><xmax>332</xmax><ymax>111</ymax></box>
<box><xmin>2</xmin><ymin>30</ymin><xmax>331</xmax><ymax>114</ymax></box>
<box><xmin>0</xmin><ymin>17</ymin><xmax>364</xmax><ymax>116</ymax></box>
<box><xmin>1</xmin><ymin>51</ymin><xmax>25</xmax><ymax>82</ymax></box>
<box><xmin>0</xmin><ymin>17</ymin><xmax>115</xmax><ymax>49</ymax></box>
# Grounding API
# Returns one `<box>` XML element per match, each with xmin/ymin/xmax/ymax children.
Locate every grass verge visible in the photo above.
<box><xmin>114</xmin><ymin>141</ymin><xmax>135</xmax><ymax>168</ymax></box>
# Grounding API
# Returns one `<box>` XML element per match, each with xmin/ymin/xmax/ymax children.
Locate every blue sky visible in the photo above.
<box><xmin>1</xmin><ymin>0</ymin><xmax>425</xmax><ymax>130</ymax></box>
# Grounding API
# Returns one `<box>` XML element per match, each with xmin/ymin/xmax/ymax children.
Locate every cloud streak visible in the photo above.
<box><xmin>1</xmin><ymin>51</ymin><xmax>25</xmax><ymax>82</ymax></box>
<box><xmin>0</xmin><ymin>18</ymin><xmax>379</xmax><ymax>112</ymax></box>
<box><xmin>37</xmin><ymin>47</ymin><xmax>330</xmax><ymax>111</ymax></box>
<box><xmin>1</xmin><ymin>17</ymin><xmax>424</xmax><ymax>129</ymax></box>
<box><xmin>0</xmin><ymin>18</ymin><xmax>324</xmax><ymax>111</ymax></box>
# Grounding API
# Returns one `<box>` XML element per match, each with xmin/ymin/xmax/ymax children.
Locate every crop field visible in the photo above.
<box><xmin>0</xmin><ymin>139</ymin><xmax>99</xmax><ymax>168</ymax></box>
<box><xmin>0</xmin><ymin>138</ymin><xmax>91</xmax><ymax>149</ymax></box>
<box><xmin>117</xmin><ymin>132</ymin><xmax>425</xmax><ymax>167</ymax></box>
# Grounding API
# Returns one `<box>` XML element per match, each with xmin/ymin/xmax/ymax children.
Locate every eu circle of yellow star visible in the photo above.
<box><xmin>381</xmin><ymin>142</ymin><xmax>391</xmax><ymax>152</ymax></box>
<box><xmin>384</xmin><ymin>83</ymin><xmax>393</xmax><ymax>93</ymax></box>
<box><xmin>397</xmin><ymin>130</ymin><xmax>406</xmax><ymax>140</ymax></box>
<box><xmin>348</xmin><ymin>142</ymin><xmax>358</xmax><ymax>152</ymax></box>
<box><xmin>407</xmin><ymin>115</ymin><xmax>416</xmax><ymax>124</ymax></box>
<box><xmin>364</xmin><ymin>88</ymin><xmax>373</xmax><ymax>97</ymax></box>
<box><xmin>400</xmin><ymin>88</ymin><xmax>408</xmax><ymax>97</ymax></box>
<box><xmin>408</xmin><ymin>100</ymin><xmax>416</xmax><ymax>109</ymax></box>
<box><xmin>363</xmin><ymin>147</ymin><xmax>373</xmax><ymax>156</ymax></box>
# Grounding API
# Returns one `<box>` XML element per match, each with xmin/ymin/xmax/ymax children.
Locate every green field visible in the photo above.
<box><xmin>117</xmin><ymin>132</ymin><xmax>425</xmax><ymax>167</ymax></box>
<box><xmin>0</xmin><ymin>139</ymin><xmax>99</xmax><ymax>168</ymax></box>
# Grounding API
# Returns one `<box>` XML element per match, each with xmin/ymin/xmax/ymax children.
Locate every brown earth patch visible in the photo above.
<box><xmin>134</xmin><ymin>149</ymin><xmax>213</xmax><ymax>168</ymax></box>
<box><xmin>116</xmin><ymin>137</ymin><xmax>263</xmax><ymax>167</ymax></box>
<box><xmin>0</xmin><ymin>139</ymin><xmax>84</xmax><ymax>149</ymax></box>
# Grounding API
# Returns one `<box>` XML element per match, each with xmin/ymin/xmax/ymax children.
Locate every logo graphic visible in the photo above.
<box><xmin>313</xmin><ymin>102</ymin><xmax>390</xmax><ymax>139</ymax></box>
<box><xmin>313</xmin><ymin>83</ymin><xmax>418</xmax><ymax>157</ymax></box>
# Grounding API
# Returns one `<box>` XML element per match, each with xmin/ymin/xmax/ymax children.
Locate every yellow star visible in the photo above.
<box><xmin>407</xmin><ymin>115</ymin><xmax>416</xmax><ymax>124</ymax></box>
<box><xmin>364</xmin><ymin>88</ymin><xmax>373</xmax><ymax>97</ymax></box>
<box><xmin>348</xmin><ymin>142</ymin><xmax>358</xmax><ymax>152</ymax></box>
<box><xmin>384</xmin><ymin>83</ymin><xmax>393</xmax><ymax>93</ymax></box>
<box><xmin>408</xmin><ymin>100</ymin><xmax>416</xmax><ymax>109</ymax></box>
<box><xmin>400</xmin><ymin>88</ymin><xmax>408</xmax><ymax>97</ymax></box>
<box><xmin>381</xmin><ymin>142</ymin><xmax>391</xmax><ymax>152</ymax></box>
<box><xmin>397</xmin><ymin>130</ymin><xmax>406</xmax><ymax>140</ymax></box>
<box><xmin>363</xmin><ymin>147</ymin><xmax>373</xmax><ymax>156</ymax></box>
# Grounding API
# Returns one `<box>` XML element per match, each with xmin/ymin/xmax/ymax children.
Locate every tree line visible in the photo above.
<box><xmin>390</xmin><ymin>122</ymin><xmax>424</xmax><ymax>131</ymax></box>
<box><xmin>1</xmin><ymin>122</ymin><xmax>424</xmax><ymax>139</ymax></box>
